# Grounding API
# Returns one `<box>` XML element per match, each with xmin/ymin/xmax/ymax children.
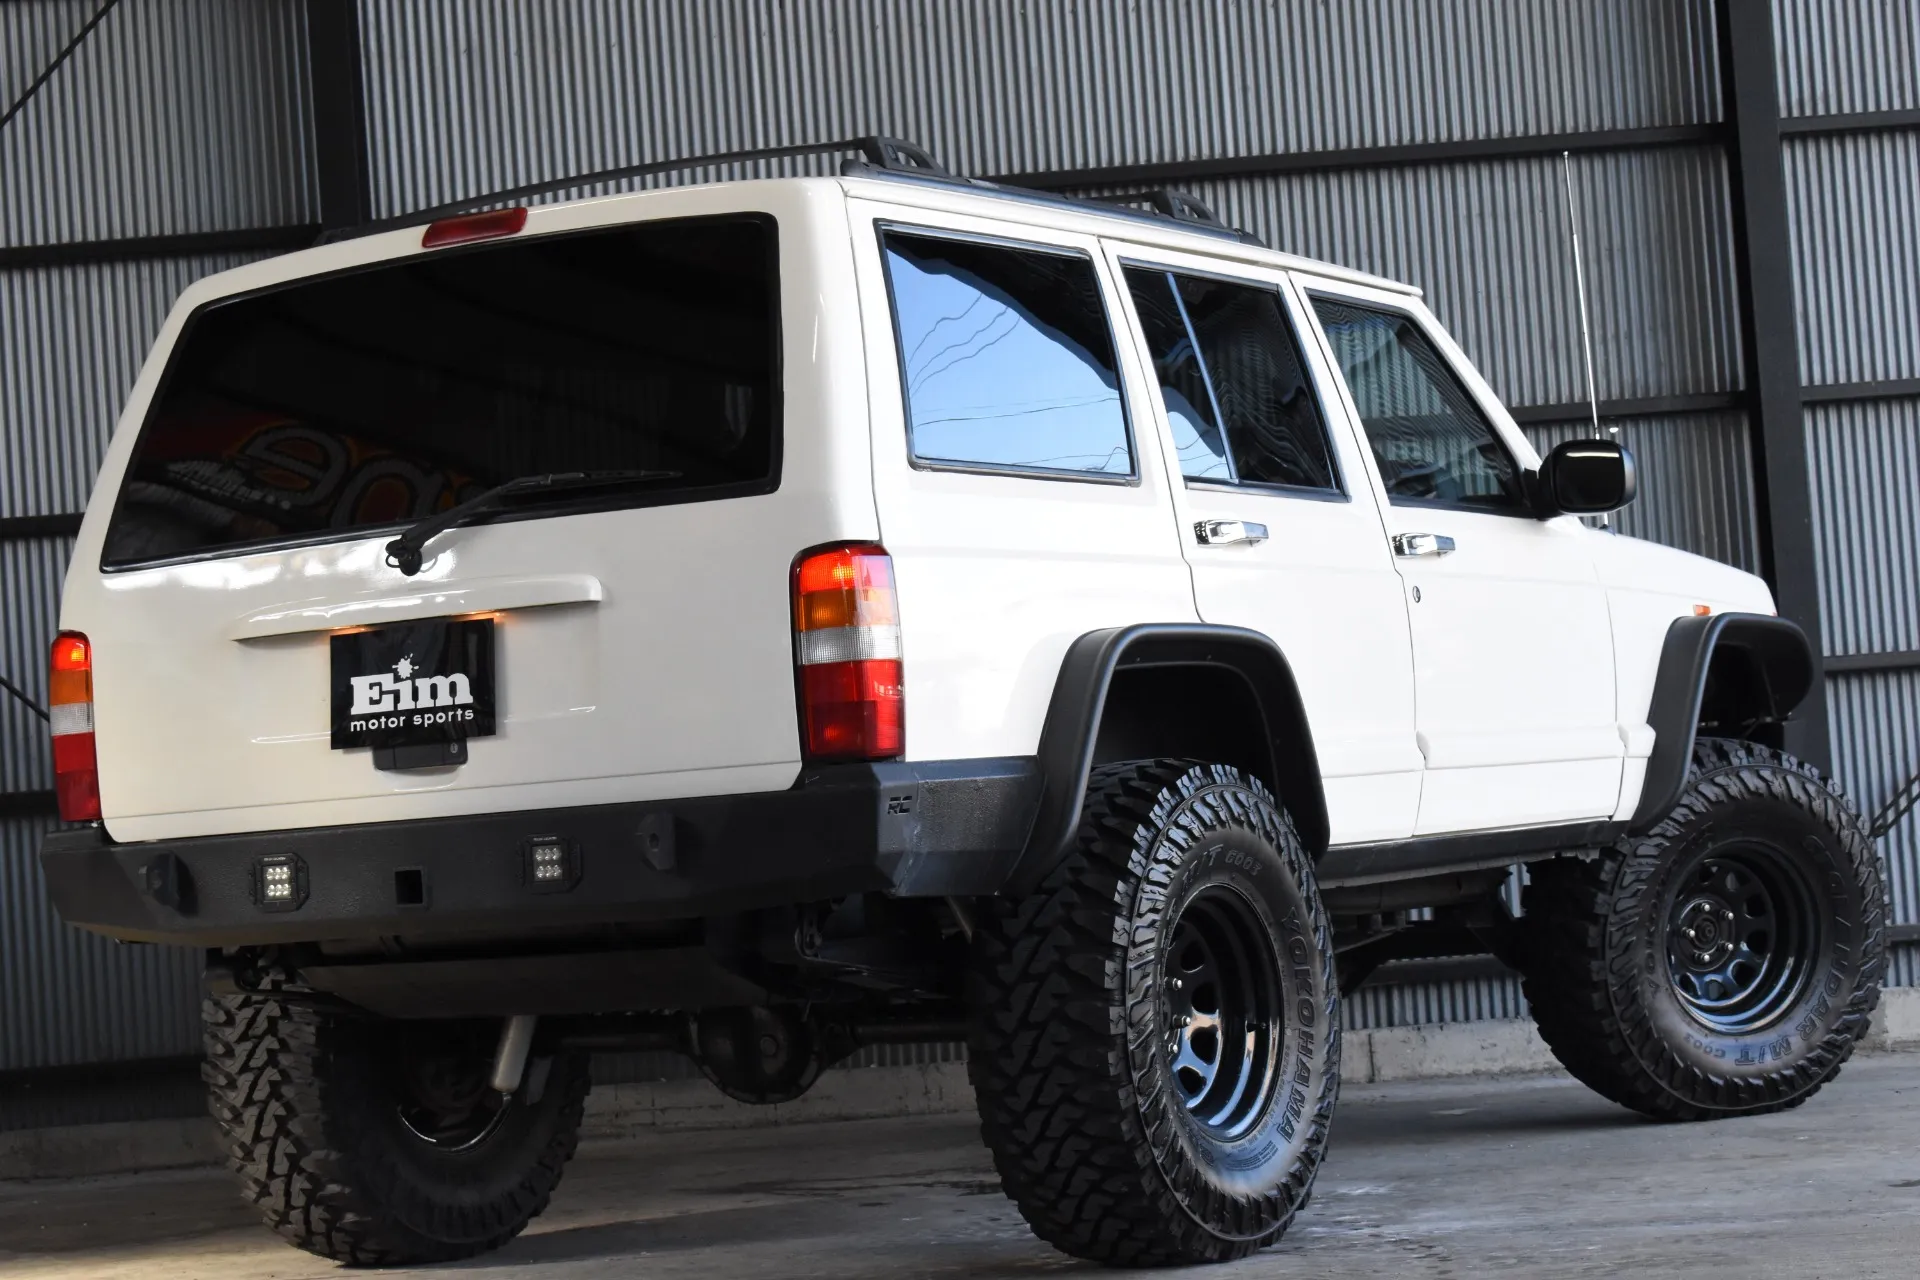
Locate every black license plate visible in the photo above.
<box><xmin>330</xmin><ymin>619</ymin><xmax>496</xmax><ymax>749</ymax></box>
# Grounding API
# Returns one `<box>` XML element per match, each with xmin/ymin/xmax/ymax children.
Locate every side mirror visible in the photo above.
<box><xmin>1535</xmin><ymin>438</ymin><xmax>1636</xmax><ymax>517</ymax></box>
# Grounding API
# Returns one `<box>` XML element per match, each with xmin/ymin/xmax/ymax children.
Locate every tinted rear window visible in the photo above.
<box><xmin>104</xmin><ymin>216</ymin><xmax>778</xmax><ymax>568</ymax></box>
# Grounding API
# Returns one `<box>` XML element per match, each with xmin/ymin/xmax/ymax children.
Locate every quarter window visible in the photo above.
<box><xmin>1309</xmin><ymin>298</ymin><xmax>1526</xmax><ymax>510</ymax></box>
<box><xmin>882</xmin><ymin>231</ymin><xmax>1131</xmax><ymax>477</ymax></box>
<box><xmin>1125</xmin><ymin>268</ymin><xmax>1339</xmax><ymax>493</ymax></box>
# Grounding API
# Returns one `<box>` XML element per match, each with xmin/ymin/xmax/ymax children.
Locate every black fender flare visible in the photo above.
<box><xmin>1629</xmin><ymin>612</ymin><xmax>1817</xmax><ymax>832</ymax></box>
<box><xmin>1003</xmin><ymin>623</ymin><xmax>1328</xmax><ymax>895</ymax></box>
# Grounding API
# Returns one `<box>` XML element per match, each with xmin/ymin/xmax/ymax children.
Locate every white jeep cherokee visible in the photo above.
<box><xmin>40</xmin><ymin>139</ymin><xmax>1884</xmax><ymax>1267</ymax></box>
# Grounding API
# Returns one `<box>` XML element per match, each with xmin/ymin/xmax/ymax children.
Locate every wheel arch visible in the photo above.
<box><xmin>1629</xmin><ymin>612</ymin><xmax>1817</xmax><ymax>832</ymax></box>
<box><xmin>1004</xmin><ymin>624</ymin><xmax>1328</xmax><ymax>895</ymax></box>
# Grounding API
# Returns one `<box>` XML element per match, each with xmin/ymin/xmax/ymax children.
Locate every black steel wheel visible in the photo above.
<box><xmin>391</xmin><ymin>1020</ymin><xmax>516</xmax><ymax>1150</ymax></box>
<box><xmin>969</xmin><ymin>760</ymin><xmax>1339</xmax><ymax>1267</ymax></box>
<box><xmin>1165</xmin><ymin>887</ymin><xmax>1288</xmax><ymax>1139</ymax></box>
<box><xmin>1523</xmin><ymin>738</ymin><xmax>1885</xmax><ymax>1121</ymax></box>
<box><xmin>203</xmin><ymin>996</ymin><xmax>589</xmax><ymax>1265</ymax></box>
<box><xmin>1664</xmin><ymin>847</ymin><xmax>1820</xmax><ymax>1035</ymax></box>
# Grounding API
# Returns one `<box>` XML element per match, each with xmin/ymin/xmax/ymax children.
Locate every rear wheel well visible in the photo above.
<box><xmin>1093</xmin><ymin>665</ymin><xmax>1271</xmax><ymax>784</ymax></box>
<box><xmin>1010</xmin><ymin>626</ymin><xmax>1329</xmax><ymax>896</ymax></box>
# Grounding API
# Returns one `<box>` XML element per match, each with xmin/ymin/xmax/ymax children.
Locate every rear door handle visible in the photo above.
<box><xmin>1195</xmin><ymin>519</ymin><xmax>1269</xmax><ymax>546</ymax></box>
<box><xmin>1392</xmin><ymin>532</ymin><xmax>1456</xmax><ymax>558</ymax></box>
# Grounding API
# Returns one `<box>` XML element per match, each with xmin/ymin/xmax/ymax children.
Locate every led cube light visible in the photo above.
<box><xmin>253</xmin><ymin>853</ymin><xmax>308</xmax><ymax>912</ymax></box>
<box><xmin>522</xmin><ymin>836</ymin><xmax>580</xmax><ymax>894</ymax></box>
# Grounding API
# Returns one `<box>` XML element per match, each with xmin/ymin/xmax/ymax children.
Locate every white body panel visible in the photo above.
<box><xmin>60</xmin><ymin>171</ymin><xmax>1777</xmax><ymax>847</ymax></box>
<box><xmin>848</xmin><ymin>199</ymin><xmax>1197</xmax><ymax>763</ymax></box>
<box><xmin>64</xmin><ymin>182</ymin><xmax>875</xmax><ymax>841</ymax></box>
<box><xmin>1589</xmin><ymin>533</ymin><xmax>1777</xmax><ymax>818</ymax></box>
<box><xmin>1101</xmin><ymin>242</ymin><xmax>1423</xmax><ymax>843</ymax></box>
<box><xmin>1297</xmin><ymin>279</ymin><xmax>1624</xmax><ymax>836</ymax></box>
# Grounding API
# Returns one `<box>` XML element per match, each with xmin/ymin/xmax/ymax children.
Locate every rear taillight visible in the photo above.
<box><xmin>48</xmin><ymin>631</ymin><xmax>100</xmax><ymax>822</ymax></box>
<box><xmin>792</xmin><ymin>544</ymin><xmax>903</xmax><ymax>762</ymax></box>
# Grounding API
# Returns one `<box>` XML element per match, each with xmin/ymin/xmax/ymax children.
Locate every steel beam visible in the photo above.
<box><xmin>1717</xmin><ymin>0</ymin><xmax>1830</xmax><ymax>769</ymax></box>
<box><xmin>306</xmin><ymin>0</ymin><xmax>372</xmax><ymax>231</ymax></box>
<box><xmin>991</xmin><ymin>123</ymin><xmax>1723</xmax><ymax>191</ymax></box>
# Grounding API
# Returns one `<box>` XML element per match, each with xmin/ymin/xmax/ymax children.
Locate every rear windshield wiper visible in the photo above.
<box><xmin>385</xmin><ymin>469</ymin><xmax>681</xmax><ymax>575</ymax></box>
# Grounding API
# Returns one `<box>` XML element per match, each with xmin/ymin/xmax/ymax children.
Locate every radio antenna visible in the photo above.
<box><xmin>1561</xmin><ymin>151</ymin><xmax>1613</xmax><ymax>526</ymax></box>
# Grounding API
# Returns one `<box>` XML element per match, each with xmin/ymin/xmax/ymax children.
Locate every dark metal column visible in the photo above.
<box><xmin>306</xmin><ymin>0</ymin><xmax>372</xmax><ymax>232</ymax></box>
<box><xmin>1716</xmin><ymin>0</ymin><xmax>1830</xmax><ymax>768</ymax></box>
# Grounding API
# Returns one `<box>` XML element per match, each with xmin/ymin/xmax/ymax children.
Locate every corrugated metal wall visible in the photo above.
<box><xmin>356</xmin><ymin>0</ymin><xmax>1723</xmax><ymax>217</ymax></box>
<box><xmin>1775</xmin><ymin>1</ymin><xmax>1920</xmax><ymax>987</ymax></box>
<box><xmin>1773</xmin><ymin>0</ymin><xmax>1920</xmax><ymax>116</ymax></box>
<box><xmin>0</xmin><ymin>0</ymin><xmax>315</xmax><ymax>245</ymax></box>
<box><xmin>0</xmin><ymin>0</ymin><xmax>1915</xmax><ymax>1072</ymax></box>
<box><xmin>1175</xmin><ymin>148</ymin><xmax>1743</xmax><ymax>408</ymax></box>
<box><xmin>0</xmin><ymin>0</ymin><xmax>314</xmax><ymax>1070</ymax></box>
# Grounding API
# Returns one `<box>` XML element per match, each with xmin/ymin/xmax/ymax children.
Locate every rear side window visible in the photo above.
<box><xmin>881</xmin><ymin>230</ymin><xmax>1132</xmax><ymax>478</ymax></box>
<box><xmin>1125</xmin><ymin>268</ymin><xmax>1339</xmax><ymax>493</ymax></box>
<box><xmin>103</xmin><ymin>215</ymin><xmax>779</xmax><ymax>568</ymax></box>
<box><xmin>1309</xmin><ymin>297</ymin><xmax>1525</xmax><ymax>511</ymax></box>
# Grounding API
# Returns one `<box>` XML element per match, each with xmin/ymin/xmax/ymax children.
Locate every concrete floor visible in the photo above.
<box><xmin>2</xmin><ymin>1055</ymin><xmax>1918</xmax><ymax>1279</ymax></box>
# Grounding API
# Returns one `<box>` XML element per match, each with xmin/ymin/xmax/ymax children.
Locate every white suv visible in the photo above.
<box><xmin>39</xmin><ymin>139</ymin><xmax>1884</xmax><ymax>1267</ymax></box>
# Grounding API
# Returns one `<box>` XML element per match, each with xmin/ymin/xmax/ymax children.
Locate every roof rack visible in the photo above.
<box><xmin>319</xmin><ymin>135</ymin><xmax>947</xmax><ymax>244</ymax></box>
<box><xmin>1084</xmin><ymin>189</ymin><xmax>1265</xmax><ymax>246</ymax></box>
<box><xmin>319</xmin><ymin>136</ymin><xmax>1262</xmax><ymax>249</ymax></box>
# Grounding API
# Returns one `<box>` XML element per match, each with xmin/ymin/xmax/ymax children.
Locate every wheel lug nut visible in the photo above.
<box><xmin>1169</xmin><ymin>978</ymin><xmax>1183</xmax><ymax>991</ymax></box>
<box><xmin>1179</xmin><ymin>1014</ymin><xmax>1192</xmax><ymax>1027</ymax></box>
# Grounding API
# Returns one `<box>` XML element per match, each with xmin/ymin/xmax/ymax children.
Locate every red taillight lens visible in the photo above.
<box><xmin>48</xmin><ymin>630</ymin><xmax>100</xmax><ymax>822</ymax></box>
<box><xmin>792</xmin><ymin>545</ymin><xmax>903</xmax><ymax>761</ymax></box>
<box><xmin>421</xmin><ymin>206</ymin><xmax>528</xmax><ymax>249</ymax></box>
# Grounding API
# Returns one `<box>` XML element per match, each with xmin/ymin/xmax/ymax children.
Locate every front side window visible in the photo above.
<box><xmin>1309</xmin><ymin>297</ymin><xmax>1525</xmax><ymax>510</ymax></box>
<box><xmin>882</xmin><ymin>230</ymin><xmax>1132</xmax><ymax>477</ymax></box>
<box><xmin>1125</xmin><ymin>268</ymin><xmax>1340</xmax><ymax>492</ymax></box>
<box><xmin>104</xmin><ymin>216</ymin><xmax>779</xmax><ymax>568</ymax></box>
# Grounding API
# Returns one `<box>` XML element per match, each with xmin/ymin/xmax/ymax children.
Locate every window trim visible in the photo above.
<box><xmin>1302</xmin><ymin>289</ymin><xmax>1535</xmax><ymax>519</ymax></box>
<box><xmin>877</xmin><ymin>221</ymin><xmax>1142</xmax><ymax>487</ymax></box>
<box><xmin>99</xmin><ymin>212</ymin><xmax>786</xmax><ymax>573</ymax></box>
<box><xmin>1118</xmin><ymin>257</ymin><xmax>1349</xmax><ymax>502</ymax></box>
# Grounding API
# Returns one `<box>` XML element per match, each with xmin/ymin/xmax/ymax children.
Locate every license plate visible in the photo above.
<box><xmin>330</xmin><ymin>618</ymin><xmax>496</xmax><ymax>749</ymax></box>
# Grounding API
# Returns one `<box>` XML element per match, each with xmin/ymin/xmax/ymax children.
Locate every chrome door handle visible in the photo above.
<box><xmin>1393</xmin><ymin>532</ymin><xmax>1456</xmax><ymax>557</ymax></box>
<box><xmin>1195</xmin><ymin>519</ymin><xmax>1269</xmax><ymax>546</ymax></box>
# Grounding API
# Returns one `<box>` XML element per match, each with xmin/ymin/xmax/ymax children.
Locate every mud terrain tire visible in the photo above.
<box><xmin>1523</xmin><ymin>738</ymin><xmax>1885</xmax><ymax>1120</ymax></box>
<box><xmin>969</xmin><ymin>760</ymin><xmax>1340</xmax><ymax>1266</ymax></box>
<box><xmin>202</xmin><ymin>994</ymin><xmax>588</xmax><ymax>1265</ymax></box>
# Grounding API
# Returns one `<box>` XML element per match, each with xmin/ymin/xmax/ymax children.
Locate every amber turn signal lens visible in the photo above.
<box><xmin>792</xmin><ymin>545</ymin><xmax>903</xmax><ymax>762</ymax></box>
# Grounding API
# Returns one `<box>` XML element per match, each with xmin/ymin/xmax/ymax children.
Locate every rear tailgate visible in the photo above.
<box><xmin>61</xmin><ymin>183</ymin><xmax>875</xmax><ymax>842</ymax></box>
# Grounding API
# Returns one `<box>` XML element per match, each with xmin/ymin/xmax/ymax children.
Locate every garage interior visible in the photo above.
<box><xmin>2</xmin><ymin>0</ymin><xmax>1918</xmax><ymax>1136</ymax></box>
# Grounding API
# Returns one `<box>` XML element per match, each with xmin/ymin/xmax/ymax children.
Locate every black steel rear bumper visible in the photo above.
<box><xmin>39</xmin><ymin>758</ymin><xmax>1041</xmax><ymax>947</ymax></box>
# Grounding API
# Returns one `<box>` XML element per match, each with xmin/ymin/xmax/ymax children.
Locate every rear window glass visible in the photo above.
<box><xmin>880</xmin><ymin>230</ymin><xmax>1132</xmax><ymax>478</ymax></box>
<box><xmin>103</xmin><ymin>215</ymin><xmax>779</xmax><ymax>568</ymax></box>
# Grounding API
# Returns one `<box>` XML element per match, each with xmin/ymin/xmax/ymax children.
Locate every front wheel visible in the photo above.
<box><xmin>968</xmin><ymin>760</ymin><xmax>1340</xmax><ymax>1267</ymax></box>
<box><xmin>202</xmin><ymin>995</ymin><xmax>589</xmax><ymax>1264</ymax></box>
<box><xmin>1522</xmin><ymin>738</ymin><xmax>1886</xmax><ymax>1120</ymax></box>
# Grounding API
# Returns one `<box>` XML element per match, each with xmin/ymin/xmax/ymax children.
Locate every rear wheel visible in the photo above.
<box><xmin>1522</xmin><ymin>738</ymin><xmax>1886</xmax><ymax>1120</ymax></box>
<box><xmin>969</xmin><ymin>760</ymin><xmax>1339</xmax><ymax>1266</ymax></box>
<box><xmin>202</xmin><ymin>994</ymin><xmax>588</xmax><ymax>1265</ymax></box>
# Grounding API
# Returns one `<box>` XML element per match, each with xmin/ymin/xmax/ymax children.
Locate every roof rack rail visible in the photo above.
<box><xmin>1087</xmin><ymin>189</ymin><xmax>1266</xmax><ymax>246</ymax></box>
<box><xmin>319</xmin><ymin>135</ymin><xmax>946</xmax><ymax>244</ymax></box>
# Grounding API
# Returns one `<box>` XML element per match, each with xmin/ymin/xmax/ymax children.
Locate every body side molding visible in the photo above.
<box><xmin>1317</xmin><ymin>820</ymin><xmax>1626</xmax><ymax>888</ymax></box>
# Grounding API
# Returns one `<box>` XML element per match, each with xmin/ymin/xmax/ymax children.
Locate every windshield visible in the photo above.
<box><xmin>103</xmin><ymin>215</ymin><xmax>779</xmax><ymax>568</ymax></box>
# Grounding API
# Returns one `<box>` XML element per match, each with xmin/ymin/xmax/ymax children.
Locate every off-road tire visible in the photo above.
<box><xmin>968</xmin><ymin>760</ymin><xmax>1340</xmax><ymax>1266</ymax></box>
<box><xmin>202</xmin><ymin>993</ymin><xmax>589</xmax><ymax>1265</ymax></box>
<box><xmin>1522</xmin><ymin>738</ymin><xmax>1886</xmax><ymax>1121</ymax></box>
